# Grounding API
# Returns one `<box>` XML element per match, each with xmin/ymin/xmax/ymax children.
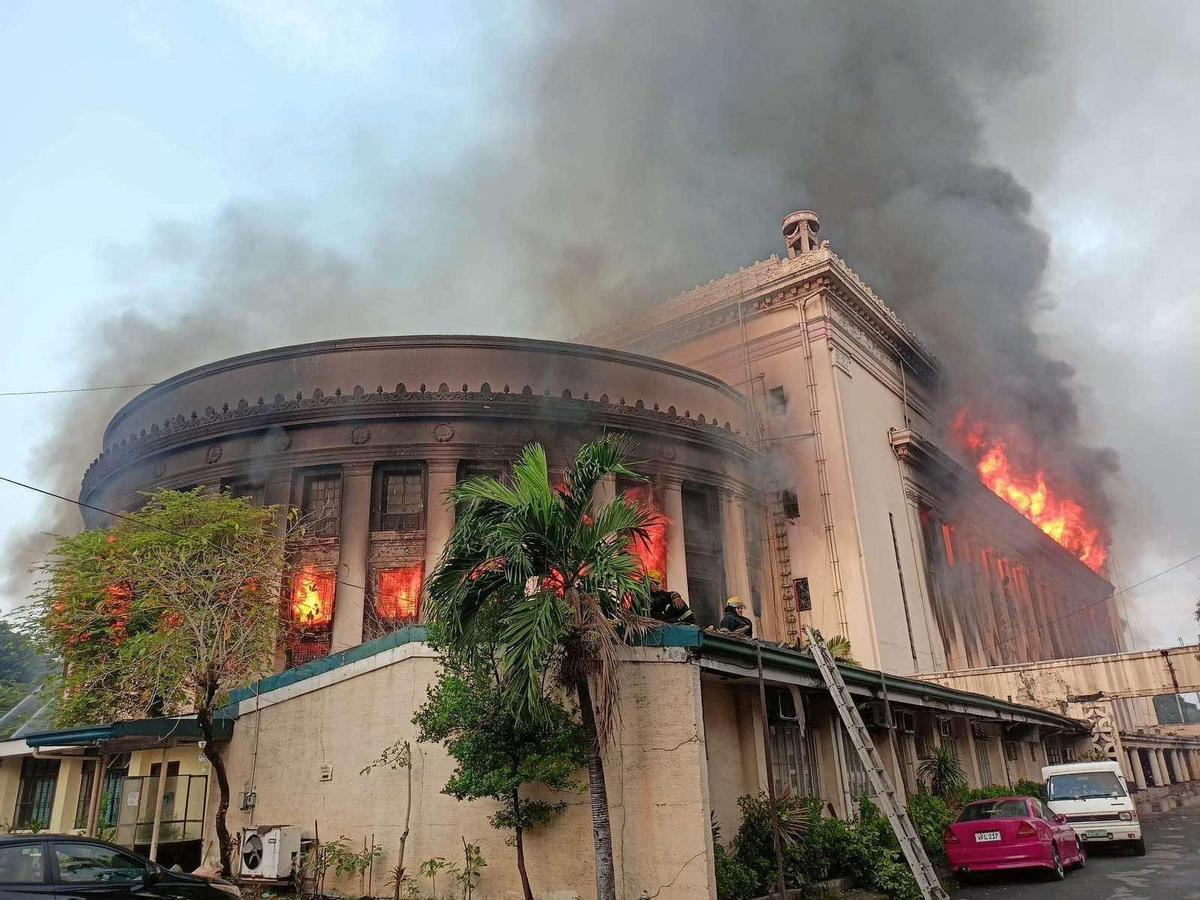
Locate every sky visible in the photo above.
<box><xmin>1</xmin><ymin>1</ymin><xmax>1197</xmax><ymax>650</ymax></box>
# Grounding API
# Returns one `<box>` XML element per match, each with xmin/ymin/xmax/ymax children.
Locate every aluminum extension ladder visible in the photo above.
<box><xmin>804</xmin><ymin>627</ymin><xmax>949</xmax><ymax>900</ymax></box>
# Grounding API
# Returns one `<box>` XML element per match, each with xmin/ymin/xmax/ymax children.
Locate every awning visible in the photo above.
<box><xmin>21</xmin><ymin>716</ymin><xmax>232</xmax><ymax>754</ymax></box>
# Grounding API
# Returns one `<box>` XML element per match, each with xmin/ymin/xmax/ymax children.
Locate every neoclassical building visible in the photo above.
<box><xmin>80</xmin><ymin>336</ymin><xmax>765</xmax><ymax>658</ymax></box>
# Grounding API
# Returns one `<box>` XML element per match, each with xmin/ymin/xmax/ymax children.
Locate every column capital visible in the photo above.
<box><xmin>658</xmin><ymin>473</ymin><xmax>683</xmax><ymax>490</ymax></box>
<box><xmin>426</xmin><ymin>457</ymin><xmax>460</xmax><ymax>474</ymax></box>
<box><xmin>343</xmin><ymin>462</ymin><xmax>375</xmax><ymax>478</ymax></box>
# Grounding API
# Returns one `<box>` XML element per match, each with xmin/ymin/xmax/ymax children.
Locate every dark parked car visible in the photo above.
<box><xmin>0</xmin><ymin>835</ymin><xmax>240</xmax><ymax>900</ymax></box>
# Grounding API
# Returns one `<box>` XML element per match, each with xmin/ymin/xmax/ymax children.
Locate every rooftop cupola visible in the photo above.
<box><xmin>781</xmin><ymin>210</ymin><xmax>820</xmax><ymax>258</ymax></box>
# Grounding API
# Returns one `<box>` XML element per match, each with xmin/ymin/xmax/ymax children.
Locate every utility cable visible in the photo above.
<box><xmin>0</xmin><ymin>473</ymin><xmax>372</xmax><ymax>595</ymax></box>
<box><xmin>0</xmin><ymin>383</ymin><xmax>156</xmax><ymax>398</ymax></box>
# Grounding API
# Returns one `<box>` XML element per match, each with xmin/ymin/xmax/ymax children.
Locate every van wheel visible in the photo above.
<box><xmin>1131</xmin><ymin>838</ymin><xmax>1147</xmax><ymax>856</ymax></box>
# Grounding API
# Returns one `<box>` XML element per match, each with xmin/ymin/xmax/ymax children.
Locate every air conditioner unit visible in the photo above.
<box><xmin>893</xmin><ymin>710</ymin><xmax>916</xmax><ymax>734</ymax></box>
<box><xmin>240</xmin><ymin>826</ymin><xmax>302</xmax><ymax>881</ymax></box>
<box><xmin>938</xmin><ymin>718</ymin><xmax>955</xmax><ymax>740</ymax></box>
<box><xmin>861</xmin><ymin>701</ymin><xmax>890</xmax><ymax>729</ymax></box>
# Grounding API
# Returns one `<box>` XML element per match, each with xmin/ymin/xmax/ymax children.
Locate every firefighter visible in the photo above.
<box><xmin>719</xmin><ymin>597</ymin><xmax>753</xmax><ymax>636</ymax></box>
<box><xmin>657</xmin><ymin>591</ymin><xmax>695</xmax><ymax>625</ymax></box>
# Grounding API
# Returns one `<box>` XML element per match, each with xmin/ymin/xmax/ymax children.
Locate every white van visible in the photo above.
<box><xmin>1042</xmin><ymin>761</ymin><xmax>1145</xmax><ymax>855</ymax></box>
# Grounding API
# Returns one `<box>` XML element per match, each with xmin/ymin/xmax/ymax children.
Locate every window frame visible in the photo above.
<box><xmin>296</xmin><ymin>469</ymin><xmax>343</xmax><ymax>538</ymax></box>
<box><xmin>371</xmin><ymin>463</ymin><xmax>427</xmax><ymax>533</ymax></box>
<box><xmin>14</xmin><ymin>758</ymin><xmax>59</xmax><ymax>832</ymax></box>
<box><xmin>0</xmin><ymin>840</ymin><xmax>49</xmax><ymax>886</ymax></box>
<box><xmin>49</xmin><ymin>840</ymin><xmax>148</xmax><ymax>886</ymax></box>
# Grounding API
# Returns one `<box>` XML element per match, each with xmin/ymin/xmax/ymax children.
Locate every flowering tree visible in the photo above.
<box><xmin>26</xmin><ymin>488</ymin><xmax>295</xmax><ymax>875</ymax></box>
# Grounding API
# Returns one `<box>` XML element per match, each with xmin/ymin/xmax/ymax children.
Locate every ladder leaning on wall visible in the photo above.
<box><xmin>804</xmin><ymin>627</ymin><xmax>950</xmax><ymax>900</ymax></box>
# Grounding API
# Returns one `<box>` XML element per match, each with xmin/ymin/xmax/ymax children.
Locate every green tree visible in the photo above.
<box><xmin>917</xmin><ymin>746</ymin><xmax>968</xmax><ymax>800</ymax></box>
<box><xmin>24</xmin><ymin>488</ymin><xmax>295</xmax><ymax>876</ymax></box>
<box><xmin>413</xmin><ymin>653</ymin><xmax>586</xmax><ymax>900</ymax></box>
<box><xmin>426</xmin><ymin>437</ymin><xmax>658</xmax><ymax>900</ymax></box>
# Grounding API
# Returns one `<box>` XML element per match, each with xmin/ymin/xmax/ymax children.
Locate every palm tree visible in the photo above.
<box><xmin>426</xmin><ymin>437</ymin><xmax>658</xmax><ymax>900</ymax></box>
<box><xmin>918</xmin><ymin>745</ymin><xmax>968</xmax><ymax>800</ymax></box>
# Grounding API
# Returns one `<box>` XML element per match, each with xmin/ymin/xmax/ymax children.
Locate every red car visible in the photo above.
<box><xmin>944</xmin><ymin>796</ymin><xmax>1086</xmax><ymax>881</ymax></box>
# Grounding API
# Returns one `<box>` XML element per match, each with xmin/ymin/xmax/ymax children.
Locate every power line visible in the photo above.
<box><xmin>0</xmin><ymin>383</ymin><xmax>156</xmax><ymax>398</ymax></box>
<box><xmin>923</xmin><ymin>549</ymin><xmax>1200</xmax><ymax>673</ymax></box>
<box><xmin>0</xmin><ymin>473</ymin><xmax>372</xmax><ymax>595</ymax></box>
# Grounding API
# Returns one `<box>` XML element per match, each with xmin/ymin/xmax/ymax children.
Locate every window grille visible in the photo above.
<box><xmin>1003</xmin><ymin>741</ymin><xmax>1018</xmax><ymax>762</ymax></box>
<box><xmin>374</xmin><ymin>466</ymin><xmax>425</xmax><ymax>532</ymax></box>
<box><xmin>841</xmin><ymin>722</ymin><xmax>870</xmax><ymax>802</ymax></box>
<box><xmin>300</xmin><ymin>473</ymin><xmax>342</xmax><ymax>537</ymax></box>
<box><xmin>793</xmin><ymin>577</ymin><xmax>812</xmax><ymax>611</ymax></box>
<box><xmin>15</xmin><ymin>757</ymin><xmax>59</xmax><ymax>830</ymax></box>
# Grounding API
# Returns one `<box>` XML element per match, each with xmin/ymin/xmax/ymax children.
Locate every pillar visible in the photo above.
<box><xmin>594</xmin><ymin>473</ymin><xmax>616</xmax><ymax>507</ymax></box>
<box><xmin>1151</xmin><ymin>750</ymin><xmax>1168</xmax><ymax>786</ymax></box>
<box><xmin>1128</xmin><ymin>749</ymin><xmax>1147</xmax><ymax>790</ymax></box>
<box><xmin>148</xmin><ymin>746</ymin><xmax>170</xmax><ymax>861</ymax></box>
<box><xmin>1191</xmin><ymin>750</ymin><xmax>1200</xmax><ymax>781</ymax></box>
<box><xmin>660</xmin><ymin>476</ymin><xmax>689</xmax><ymax>598</ymax></box>
<box><xmin>720</xmin><ymin>489</ymin><xmax>753</xmax><ymax>623</ymax></box>
<box><xmin>331</xmin><ymin>464</ymin><xmax>373</xmax><ymax>652</ymax></box>
<box><xmin>423</xmin><ymin>460</ymin><xmax>460</xmax><ymax>601</ymax></box>
<box><xmin>962</xmin><ymin>723</ymin><xmax>984</xmax><ymax>789</ymax></box>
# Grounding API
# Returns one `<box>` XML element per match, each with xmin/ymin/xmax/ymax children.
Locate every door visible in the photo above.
<box><xmin>0</xmin><ymin>841</ymin><xmax>56</xmax><ymax>900</ymax></box>
<box><xmin>49</xmin><ymin>840</ymin><xmax>154</xmax><ymax>900</ymax></box>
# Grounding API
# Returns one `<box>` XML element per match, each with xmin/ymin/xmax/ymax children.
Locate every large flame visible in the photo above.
<box><xmin>290</xmin><ymin>565</ymin><xmax>335</xmax><ymax>628</ymax></box>
<box><xmin>621</xmin><ymin>483</ymin><xmax>669</xmax><ymax>586</ymax></box>
<box><xmin>375</xmin><ymin>565</ymin><xmax>424</xmax><ymax>621</ymax></box>
<box><xmin>953</xmin><ymin>412</ymin><xmax>1108</xmax><ymax>572</ymax></box>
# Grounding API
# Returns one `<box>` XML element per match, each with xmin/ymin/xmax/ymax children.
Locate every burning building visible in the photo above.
<box><xmin>583</xmin><ymin>209</ymin><xmax>1127</xmax><ymax>674</ymax></box>
<box><xmin>5</xmin><ymin>212</ymin><xmax>1188</xmax><ymax>899</ymax></box>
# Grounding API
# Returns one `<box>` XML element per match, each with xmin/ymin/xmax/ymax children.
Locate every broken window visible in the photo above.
<box><xmin>681</xmin><ymin>483</ymin><xmax>726</xmax><ymax>625</ymax></box>
<box><xmin>767</xmin><ymin>385</ymin><xmax>788</xmax><ymax>415</ymax></box>
<box><xmin>779</xmin><ymin>489</ymin><xmax>800</xmax><ymax>520</ymax></box>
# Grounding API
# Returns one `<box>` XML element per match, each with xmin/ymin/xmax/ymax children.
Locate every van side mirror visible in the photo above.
<box><xmin>1054</xmin><ymin>814</ymin><xmax>1068</xmax><ymax>824</ymax></box>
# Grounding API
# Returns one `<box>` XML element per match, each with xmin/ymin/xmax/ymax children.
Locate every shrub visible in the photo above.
<box><xmin>841</xmin><ymin>798</ymin><xmax>921</xmax><ymax>900</ymax></box>
<box><xmin>961</xmin><ymin>780</ymin><xmax>1045</xmax><ymax>803</ymax></box>
<box><xmin>714</xmin><ymin>840</ymin><xmax>759</xmax><ymax>900</ymax></box>
<box><xmin>906</xmin><ymin>793</ymin><xmax>956</xmax><ymax>867</ymax></box>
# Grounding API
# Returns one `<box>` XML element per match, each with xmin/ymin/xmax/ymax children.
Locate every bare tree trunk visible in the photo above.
<box><xmin>512</xmin><ymin>789</ymin><xmax>534</xmax><ymax>900</ymax></box>
<box><xmin>197</xmin><ymin>704</ymin><xmax>233</xmax><ymax>877</ymax></box>
<box><xmin>576</xmin><ymin>676</ymin><xmax>617</xmax><ymax>900</ymax></box>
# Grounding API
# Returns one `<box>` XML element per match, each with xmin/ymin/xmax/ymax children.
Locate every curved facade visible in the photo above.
<box><xmin>82</xmin><ymin>336</ymin><xmax>768</xmax><ymax>663</ymax></box>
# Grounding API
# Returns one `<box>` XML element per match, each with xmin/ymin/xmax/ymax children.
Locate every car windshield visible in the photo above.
<box><xmin>1047</xmin><ymin>771</ymin><xmax>1126</xmax><ymax>801</ymax></box>
<box><xmin>957</xmin><ymin>799</ymin><xmax>1028</xmax><ymax>822</ymax></box>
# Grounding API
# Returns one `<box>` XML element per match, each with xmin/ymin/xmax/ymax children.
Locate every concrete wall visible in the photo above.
<box><xmin>213</xmin><ymin>645</ymin><xmax>716</xmax><ymax>899</ymax></box>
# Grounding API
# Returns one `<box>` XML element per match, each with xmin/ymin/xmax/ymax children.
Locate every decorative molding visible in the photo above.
<box><xmin>205</xmin><ymin>444</ymin><xmax>223</xmax><ymax>464</ymax></box>
<box><xmin>832</xmin><ymin>346</ymin><xmax>855</xmax><ymax>377</ymax></box>
<box><xmin>432</xmin><ymin>423</ymin><xmax>455</xmax><ymax>443</ymax></box>
<box><xmin>84</xmin><ymin>383</ymin><xmax>753</xmax><ymax>495</ymax></box>
<box><xmin>350</xmin><ymin>425</ymin><xmax>372</xmax><ymax>445</ymax></box>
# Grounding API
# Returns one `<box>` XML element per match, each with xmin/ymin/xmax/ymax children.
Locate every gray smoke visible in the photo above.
<box><xmin>5</xmin><ymin>1</ymin><xmax>1120</xmax><ymax>600</ymax></box>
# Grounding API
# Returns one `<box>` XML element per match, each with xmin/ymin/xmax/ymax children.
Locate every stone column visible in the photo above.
<box><xmin>720</xmin><ymin>489</ymin><xmax>753</xmax><ymax>622</ymax></box>
<box><xmin>1150</xmin><ymin>750</ymin><xmax>1168</xmax><ymax>786</ymax></box>
<box><xmin>423</xmin><ymin>459</ymin><xmax>460</xmax><ymax>602</ymax></box>
<box><xmin>331</xmin><ymin>464</ymin><xmax>373</xmax><ymax>652</ymax></box>
<box><xmin>1190</xmin><ymin>750</ymin><xmax>1200</xmax><ymax>781</ymax></box>
<box><xmin>594</xmin><ymin>473</ymin><xmax>617</xmax><ymax>507</ymax></box>
<box><xmin>660</xmin><ymin>475</ymin><xmax>689</xmax><ymax>597</ymax></box>
<box><xmin>1128</xmin><ymin>749</ymin><xmax>1148</xmax><ymax>790</ymax></box>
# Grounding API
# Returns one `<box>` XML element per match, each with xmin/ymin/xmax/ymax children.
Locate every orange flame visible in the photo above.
<box><xmin>953</xmin><ymin>412</ymin><xmax>1108</xmax><ymax>572</ymax></box>
<box><xmin>290</xmin><ymin>565</ymin><xmax>335</xmax><ymax>628</ymax></box>
<box><xmin>620</xmin><ymin>483</ymin><xmax>669</xmax><ymax>586</ymax></box>
<box><xmin>375</xmin><ymin>565</ymin><xmax>424</xmax><ymax>621</ymax></box>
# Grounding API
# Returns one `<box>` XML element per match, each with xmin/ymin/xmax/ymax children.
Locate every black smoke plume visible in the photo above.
<box><xmin>4</xmin><ymin>1</ymin><xmax>1117</xmax><ymax>602</ymax></box>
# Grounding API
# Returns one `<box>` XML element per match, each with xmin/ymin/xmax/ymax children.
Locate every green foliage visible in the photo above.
<box><xmin>906</xmin><ymin>792</ymin><xmax>955</xmax><ymax>866</ymax></box>
<box><xmin>1014</xmin><ymin>778</ymin><xmax>1046</xmax><ymax>800</ymax></box>
<box><xmin>426</xmin><ymin>437</ymin><xmax>657</xmax><ymax>737</ymax></box>
<box><xmin>713</xmin><ymin>839</ymin><xmax>759</xmax><ymax>900</ymax></box>
<box><xmin>413</xmin><ymin>654</ymin><xmax>587</xmax><ymax>834</ymax></box>
<box><xmin>24</xmin><ymin>487</ymin><xmax>288</xmax><ymax>726</ymax></box>
<box><xmin>722</xmin><ymin>794</ymin><xmax>944</xmax><ymax>900</ymax></box>
<box><xmin>303</xmin><ymin>836</ymin><xmax>382</xmax><ymax>896</ymax></box>
<box><xmin>917</xmin><ymin>746</ymin><xmax>968</xmax><ymax>800</ymax></box>
<box><xmin>961</xmin><ymin>780</ymin><xmax>1045</xmax><ymax>803</ymax></box>
<box><xmin>455</xmin><ymin>840</ymin><xmax>487</xmax><ymax>899</ymax></box>
<box><xmin>419</xmin><ymin>856</ymin><xmax>457</xmax><ymax>897</ymax></box>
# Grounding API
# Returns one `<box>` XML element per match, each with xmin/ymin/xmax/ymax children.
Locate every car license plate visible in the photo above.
<box><xmin>975</xmin><ymin>831</ymin><xmax>1001</xmax><ymax>843</ymax></box>
<box><xmin>1085</xmin><ymin>829</ymin><xmax>1110</xmax><ymax>839</ymax></box>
